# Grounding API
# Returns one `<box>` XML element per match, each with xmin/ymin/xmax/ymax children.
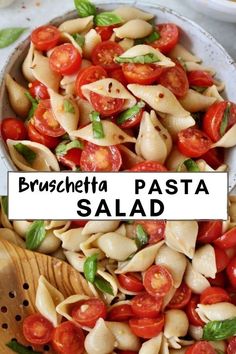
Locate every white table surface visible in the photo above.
<box><xmin>0</xmin><ymin>0</ymin><xmax>236</xmax><ymax>195</ymax></box>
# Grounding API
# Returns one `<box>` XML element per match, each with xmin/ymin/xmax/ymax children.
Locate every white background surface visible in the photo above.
<box><xmin>0</xmin><ymin>0</ymin><xmax>236</xmax><ymax>194</ymax></box>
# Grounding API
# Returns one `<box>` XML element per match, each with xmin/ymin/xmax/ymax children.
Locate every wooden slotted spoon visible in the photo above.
<box><xmin>0</xmin><ymin>239</ymin><xmax>93</xmax><ymax>353</ymax></box>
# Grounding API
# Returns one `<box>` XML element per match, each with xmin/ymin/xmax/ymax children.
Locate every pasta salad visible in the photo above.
<box><xmin>1</xmin><ymin>0</ymin><xmax>236</xmax><ymax>173</ymax></box>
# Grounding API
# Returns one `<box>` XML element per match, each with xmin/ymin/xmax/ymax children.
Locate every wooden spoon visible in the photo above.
<box><xmin>0</xmin><ymin>239</ymin><xmax>93</xmax><ymax>353</ymax></box>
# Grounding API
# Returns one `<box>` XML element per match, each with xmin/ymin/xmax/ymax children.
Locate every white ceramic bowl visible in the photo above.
<box><xmin>187</xmin><ymin>0</ymin><xmax>236</xmax><ymax>22</ymax></box>
<box><xmin>1</xmin><ymin>0</ymin><xmax>236</xmax><ymax>190</ymax></box>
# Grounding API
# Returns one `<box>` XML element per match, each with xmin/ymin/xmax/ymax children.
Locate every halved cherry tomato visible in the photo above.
<box><xmin>71</xmin><ymin>298</ymin><xmax>107</xmax><ymax>328</ymax></box>
<box><xmin>168</xmin><ymin>283</ymin><xmax>191</xmax><ymax>309</ymax></box>
<box><xmin>91</xmin><ymin>41</ymin><xmax>123</xmax><ymax>71</ymax></box>
<box><xmin>151</xmin><ymin>24</ymin><xmax>179</xmax><ymax>54</ymax></box>
<box><xmin>31</xmin><ymin>25</ymin><xmax>60</xmax><ymax>51</ymax></box>
<box><xmin>23</xmin><ymin>314</ymin><xmax>53</xmax><ymax>345</ymax></box>
<box><xmin>95</xmin><ymin>25</ymin><xmax>116</xmax><ymax>41</ymax></box>
<box><xmin>129</xmin><ymin>161</ymin><xmax>167</xmax><ymax>172</ymax></box>
<box><xmin>186</xmin><ymin>341</ymin><xmax>216</xmax><ymax>354</ymax></box>
<box><xmin>70</xmin><ymin>220</ymin><xmax>88</xmax><ymax>228</ymax></box>
<box><xmin>208</xmin><ymin>271</ymin><xmax>226</xmax><ymax>288</ymax></box>
<box><xmin>226</xmin><ymin>256</ymin><xmax>236</xmax><ymax>288</ymax></box>
<box><xmin>90</xmin><ymin>91</ymin><xmax>125</xmax><ymax>116</ymax></box>
<box><xmin>108</xmin><ymin>304</ymin><xmax>134</xmax><ymax>322</ymax></box>
<box><xmin>1</xmin><ymin>117</ymin><xmax>27</xmax><ymax>141</ymax></box>
<box><xmin>214</xmin><ymin>227</ymin><xmax>236</xmax><ymax>249</ymax></box>
<box><xmin>57</xmin><ymin>148</ymin><xmax>82</xmax><ymax>170</ymax></box>
<box><xmin>117</xmin><ymin>273</ymin><xmax>144</xmax><ymax>293</ymax></box>
<box><xmin>227</xmin><ymin>337</ymin><xmax>236</xmax><ymax>354</ymax></box>
<box><xmin>51</xmin><ymin>321</ymin><xmax>85</xmax><ymax>354</ymax></box>
<box><xmin>134</xmin><ymin>220</ymin><xmax>165</xmax><ymax>244</ymax></box>
<box><xmin>203</xmin><ymin>101</ymin><xmax>236</xmax><ymax>142</ymax></box>
<box><xmin>129</xmin><ymin>315</ymin><xmax>164</xmax><ymax>339</ymax></box>
<box><xmin>110</xmin><ymin>68</ymin><xmax>127</xmax><ymax>86</ymax></box>
<box><xmin>143</xmin><ymin>265</ymin><xmax>173</xmax><ymax>297</ymax></box>
<box><xmin>197</xmin><ymin>221</ymin><xmax>223</xmax><ymax>244</ymax></box>
<box><xmin>28</xmin><ymin>122</ymin><xmax>60</xmax><ymax>149</ymax></box>
<box><xmin>116</xmin><ymin>106</ymin><xmax>143</xmax><ymax>129</ymax></box>
<box><xmin>158</xmin><ymin>60</ymin><xmax>189</xmax><ymax>98</ymax></box>
<box><xmin>122</xmin><ymin>63</ymin><xmax>164</xmax><ymax>85</ymax></box>
<box><xmin>177</xmin><ymin>127</ymin><xmax>213</xmax><ymax>158</ymax></box>
<box><xmin>188</xmin><ymin>70</ymin><xmax>214</xmax><ymax>88</ymax></box>
<box><xmin>131</xmin><ymin>293</ymin><xmax>163</xmax><ymax>318</ymax></box>
<box><xmin>186</xmin><ymin>295</ymin><xmax>204</xmax><ymax>327</ymax></box>
<box><xmin>214</xmin><ymin>246</ymin><xmax>230</xmax><ymax>272</ymax></box>
<box><xmin>200</xmin><ymin>147</ymin><xmax>224</xmax><ymax>170</ymax></box>
<box><xmin>29</xmin><ymin>80</ymin><xmax>49</xmax><ymax>100</ymax></box>
<box><xmin>80</xmin><ymin>142</ymin><xmax>122</xmax><ymax>172</ymax></box>
<box><xmin>75</xmin><ymin>65</ymin><xmax>107</xmax><ymax>98</ymax></box>
<box><xmin>200</xmin><ymin>287</ymin><xmax>230</xmax><ymax>305</ymax></box>
<box><xmin>34</xmin><ymin>99</ymin><xmax>65</xmax><ymax>137</ymax></box>
<box><xmin>49</xmin><ymin>43</ymin><xmax>82</xmax><ymax>75</ymax></box>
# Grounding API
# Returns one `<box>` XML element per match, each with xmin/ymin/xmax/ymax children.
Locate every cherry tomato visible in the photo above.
<box><xmin>143</xmin><ymin>265</ymin><xmax>173</xmax><ymax>297</ymax></box>
<box><xmin>34</xmin><ymin>99</ymin><xmax>65</xmax><ymax>137</ymax></box>
<box><xmin>75</xmin><ymin>65</ymin><xmax>107</xmax><ymax>98</ymax></box>
<box><xmin>117</xmin><ymin>273</ymin><xmax>144</xmax><ymax>293</ymax></box>
<box><xmin>122</xmin><ymin>63</ymin><xmax>164</xmax><ymax>85</ymax></box>
<box><xmin>29</xmin><ymin>80</ymin><xmax>49</xmax><ymax>100</ymax></box>
<box><xmin>151</xmin><ymin>24</ymin><xmax>179</xmax><ymax>54</ymax></box>
<box><xmin>129</xmin><ymin>315</ymin><xmax>164</xmax><ymax>339</ymax></box>
<box><xmin>28</xmin><ymin>122</ymin><xmax>60</xmax><ymax>149</ymax></box>
<box><xmin>91</xmin><ymin>41</ymin><xmax>123</xmax><ymax>71</ymax></box>
<box><xmin>1</xmin><ymin>117</ymin><xmax>27</xmax><ymax>141</ymax></box>
<box><xmin>51</xmin><ymin>321</ymin><xmax>85</xmax><ymax>354</ymax></box>
<box><xmin>110</xmin><ymin>68</ymin><xmax>128</xmax><ymax>86</ymax></box>
<box><xmin>200</xmin><ymin>287</ymin><xmax>230</xmax><ymax>305</ymax></box>
<box><xmin>49</xmin><ymin>43</ymin><xmax>82</xmax><ymax>75</ymax></box>
<box><xmin>131</xmin><ymin>293</ymin><xmax>163</xmax><ymax>318</ymax></box>
<box><xmin>200</xmin><ymin>147</ymin><xmax>224</xmax><ymax>170</ymax></box>
<box><xmin>80</xmin><ymin>142</ymin><xmax>122</xmax><ymax>172</ymax></box>
<box><xmin>90</xmin><ymin>91</ymin><xmax>125</xmax><ymax>116</ymax></box>
<box><xmin>208</xmin><ymin>271</ymin><xmax>226</xmax><ymax>288</ymax></box>
<box><xmin>129</xmin><ymin>161</ymin><xmax>167</xmax><ymax>172</ymax></box>
<box><xmin>108</xmin><ymin>304</ymin><xmax>134</xmax><ymax>322</ymax></box>
<box><xmin>95</xmin><ymin>25</ymin><xmax>116</xmax><ymax>41</ymax></box>
<box><xmin>226</xmin><ymin>256</ymin><xmax>236</xmax><ymax>288</ymax></box>
<box><xmin>23</xmin><ymin>314</ymin><xmax>53</xmax><ymax>345</ymax></box>
<box><xmin>197</xmin><ymin>221</ymin><xmax>223</xmax><ymax>244</ymax></box>
<box><xmin>71</xmin><ymin>298</ymin><xmax>107</xmax><ymax>328</ymax></box>
<box><xmin>186</xmin><ymin>341</ymin><xmax>216</xmax><ymax>354</ymax></box>
<box><xmin>214</xmin><ymin>227</ymin><xmax>236</xmax><ymax>249</ymax></box>
<box><xmin>116</xmin><ymin>106</ymin><xmax>143</xmax><ymax>129</ymax></box>
<box><xmin>203</xmin><ymin>101</ymin><xmax>236</xmax><ymax>142</ymax></box>
<box><xmin>177</xmin><ymin>127</ymin><xmax>213</xmax><ymax>158</ymax></box>
<box><xmin>158</xmin><ymin>60</ymin><xmax>189</xmax><ymax>98</ymax></box>
<box><xmin>227</xmin><ymin>337</ymin><xmax>236</xmax><ymax>354</ymax></box>
<box><xmin>168</xmin><ymin>283</ymin><xmax>192</xmax><ymax>309</ymax></box>
<box><xmin>134</xmin><ymin>220</ymin><xmax>165</xmax><ymax>244</ymax></box>
<box><xmin>57</xmin><ymin>148</ymin><xmax>82</xmax><ymax>170</ymax></box>
<box><xmin>186</xmin><ymin>296</ymin><xmax>204</xmax><ymax>327</ymax></box>
<box><xmin>188</xmin><ymin>70</ymin><xmax>214</xmax><ymax>88</ymax></box>
<box><xmin>31</xmin><ymin>25</ymin><xmax>60</xmax><ymax>51</ymax></box>
<box><xmin>70</xmin><ymin>220</ymin><xmax>88</xmax><ymax>228</ymax></box>
<box><xmin>214</xmin><ymin>246</ymin><xmax>230</xmax><ymax>272</ymax></box>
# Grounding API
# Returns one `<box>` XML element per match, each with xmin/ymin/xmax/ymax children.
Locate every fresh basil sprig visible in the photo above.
<box><xmin>1</xmin><ymin>196</ymin><xmax>8</xmax><ymax>215</ymax></box>
<box><xmin>83</xmin><ymin>253</ymin><xmax>98</xmax><ymax>283</ymax></box>
<box><xmin>26</xmin><ymin>220</ymin><xmax>46</xmax><ymax>250</ymax></box>
<box><xmin>117</xmin><ymin>101</ymin><xmax>145</xmax><ymax>125</ymax></box>
<box><xmin>94</xmin><ymin>275</ymin><xmax>114</xmax><ymax>295</ymax></box>
<box><xmin>95</xmin><ymin>12</ymin><xmax>122</xmax><ymax>26</ymax></box>
<box><xmin>135</xmin><ymin>224</ymin><xmax>148</xmax><ymax>249</ymax></box>
<box><xmin>184</xmin><ymin>159</ymin><xmax>200</xmax><ymax>172</ymax></box>
<box><xmin>90</xmin><ymin>111</ymin><xmax>105</xmax><ymax>139</ymax></box>
<box><xmin>220</xmin><ymin>102</ymin><xmax>231</xmax><ymax>136</ymax></box>
<box><xmin>25</xmin><ymin>92</ymin><xmax>39</xmax><ymax>120</ymax></box>
<box><xmin>203</xmin><ymin>317</ymin><xmax>236</xmax><ymax>341</ymax></box>
<box><xmin>74</xmin><ymin>0</ymin><xmax>96</xmax><ymax>17</ymax></box>
<box><xmin>72</xmin><ymin>33</ymin><xmax>85</xmax><ymax>47</ymax></box>
<box><xmin>115</xmin><ymin>53</ymin><xmax>160</xmax><ymax>64</ymax></box>
<box><xmin>14</xmin><ymin>143</ymin><xmax>36</xmax><ymax>165</ymax></box>
<box><xmin>6</xmin><ymin>340</ymin><xmax>42</xmax><ymax>354</ymax></box>
<box><xmin>64</xmin><ymin>99</ymin><xmax>75</xmax><ymax>114</ymax></box>
<box><xmin>0</xmin><ymin>27</ymin><xmax>27</xmax><ymax>49</ymax></box>
<box><xmin>135</xmin><ymin>30</ymin><xmax>160</xmax><ymax>45</ymax></box>
<box><xmin>55</xmin><ymin>140</ymin><xmax>83</xmax><ymax>156</ymax></box>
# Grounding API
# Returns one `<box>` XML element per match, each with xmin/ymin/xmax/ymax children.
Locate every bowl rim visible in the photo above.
<box><xmin>205</xmin><ymin>0</ymin><xmax>236</xmax><ymax>8</ymax></box>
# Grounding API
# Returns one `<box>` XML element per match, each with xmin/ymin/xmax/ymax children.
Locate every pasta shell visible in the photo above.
<box><xmin>22</xmin><ymin>42</ymin><xmax>35</xmax><ymax>82</ymax></box>
<box><xmin>12</xmin><ymin>220</ymin><xmax>31</xmax><ymax>238</ymax></box>
<box><xmin>169</xmin><ymin>44</ymin><xmax>201</xmax><ymax>63</ymax></box>
<box><xmin>37</xmin><ymin>230</ymin><xmax>61</xmax><ymax>254</ymax></box>
<box><xmin>106</xmin><ymin>322</ymin><xmax>141</xmax><ymax>351</ymax></box>
<box><xmin>188</xmin><ymin>325</ymin><xmax>203</xmax><ymax>341</ymax></box>
<box><xmin>76</xmin><ymin>98</ymin><xmax>94</xmax><ymax>127</ymax></box>
<box><xmin>56</xmin><ymin>294</ymin><xmax>90</xmax><ymax>322</ymax></box>
<box><xmin>196</xmin><ymin>302</ymin><xmax>236</xmax><ymax>323</ymax></box>
<box><xmin>212</xmin><ymin>124</ymin><xmax>236</xmax><ymax>148</ymax></box>
<box><xmin>58</xmin><ymin>16</ymin><xmax>94</xmax><ymax>34</ymax></box>
<box><xmin>7</xmin><ymin>139</ymin><xmax>60</xmax><ymax>171</ymax></box>
<box><xmin>185</xmin><ymin>61</ymin><xmax>216</xmax><ymax>75</ymax></box>
<box><xmin>96</xmin><ymin>269</ymin><xmax>118</xmax><ymax>304</ymax></box>
<box><xmin>210</xmin><ymin>341</ymin><xmax>227</xmax><ymax>353</ymax></box>
<box><xmin>192</xmin><ymin>244</ymin><xmax>217</xmax><ymax>279</ymax></box>
<box><xmin>169</xmin><ymin>349</ymin><xmax>188</xmax><ymax>354</ymax></box>
<box><xmin>55</xmin><ymin>227</ymin><xmax>89</xmax><ymax>252</ymax></box>
<box><xmin>5</xmin><ymin>74</ymin><xmax>30</xmax><ymax>118</ymax></box>
<box><xmin>113</xmin><ymin>6</ymin><xmax>154</xmax><ymax>22</ymax></box>
<box><xmin>184</xmin><ymin>261</ymin><xmax>210</xmax><ymax>294</ymax></box>
<box><xmin>139</xmin><ymin>333</ymin><xmax>163</xmax><ymax>354</ymax></box>
<box><xmin>160</xmin><ymin>114</ymin><xmax>195</xmax><ymax>140</ymax></box>
<box><xmin>162</xmin><ymin>287</ymin><xmax>177</xmax><ymax>310</ymax></box>
<box><xmin>118</xmin><ymin>38</ymin><xmax>134</xmax><ymax>51</ymax></box>
<box><xmin>114</xmin><ymin>20</ymin><xmax>153</xmax><ymax>39</ymax></box>
<box><xmin>83</xmin><ymin>29</ymin><xmax>101</xmax><ymax>59</ymax></box>
<box><xmin>164</xmin><ymin>309</ymin><xmax>189</xmax><ymax>339</ymax></box>
<box><xmin>0</xmin><ymin>228</ymin><xmax>25</xmax><ymax>248</ymax></box>
<box><xmin>80</xmin><ymin>233</ymin><xmax>105</xmax><ymax>259</ymax></box>
<box><xmin>64</xmin><ymin>251</ymin><xmax>86</xmax><ymax>272</ymax></box>
<box><xmin>166</xmin><ymin>147</ymin><xmax>188</xmax><ymax>171</ymax></box>
<box><xmin>119</xmin><ymin>145</ymin><xmax>143</xmax><ymax>169</ymax></box>
<box><xmin>36</xmin><ymin>275</ymin><xmax>64</xmax><ymax>327</ymax></box>
<box><xmin>161</xmin><ymin>336</ymin><xmax>171</xmax><ymax>354</ymax></box>
<box><xmin>45</xmin><ymin>220</ymin><xmax>70</xmax><ymax>230</ymax></box>
<box><xmin>115</xmin><ymin>223</ymin><xmax>126</xmax><ymax>236</ymax></box>
<box><xmin>213</xmin><ymin>79</ymin><xmax>225</xmax><ymax>92</ymax></box>
<box><xmin>84</xmin><ymin>318</ymin><xmax>116</xmax><ymax>354</ymax></box>
<box><xmin>82</xmin><ymin>220</ymin><xmax>120</xmax><ymax>236</ymax></box>
<box><xmin>179</xmin><ymin>89</ymin><xmax>216</xmax><ymax>113</ymax></box>
<box><xmin>203</xmin><ymin>85</ymin><xmax>224</xmax><ymax>102</ymax></box>
<box><xmin>60</xmin><ymin>32</ymin><xmax>83</xmax><ymax>54</ymax></box>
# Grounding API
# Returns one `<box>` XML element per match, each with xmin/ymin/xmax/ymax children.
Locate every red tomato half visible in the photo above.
<box><xmin>143</xmin><ymin>265</ymin><xmax>173</xmax><ymax>297</ymax></box>
<box><xmin>200</xmin><ymin>147</ymin><xmax>224</xmax><ymax>170</ymax></box>
<box><xmin>91</xmin><ymin>41</ymin><xmax>123</xmax><ymax>71</ymax></box>
<box><xmin>197</xmin><ymin>221</ymin><xmax>223</xmax><ymax>244</ymax></box>
<box><xmin>214</xmin><ymin>246</ymin><xmax>230</xmax><ymax>272</ymax></box>
<box><xmin>108</xmin><ymin>304</ymin><xmax>134</xmax><ymax>322</ymax></box>
<box><xmin>158</xmin><ymin>61</ymin><xmax>189</xmax><ymax>98</ymax></box>
<box><xmin>49</xmin><ymin>43</ymin><xmax>82</xmax><ymax>75</ymax></box>
<box><xmin>71</xmin><ymin>298</ymin><xmax>107</xmax><ymax>328</ymax></box>
<box><xmin>226</xmin><ymin>256</ymin><xmax>236</xmax><ymax>288</ymax></box>
<box><xmin>51</xmin><ymin>321</ymin><xmax>85</xmax><ymax>354</ymax></box>
<box><xmin>129</xmin><ymin>316</ymin><xmax>164</xmax><ymax>339</ymax></box>
<box><xmin>227</xmin><ymin>337</ymin><xmax>236</xmax><ymax>354</ymax></box>
<box><xmin>177</xmin><ymin>127</ymin><xmax>212</xmax><ymax>158</ymax></box>
<box><xmin>186</xmin><ymin>296</ymin><xmax>204</xmax><ymax>327</ymax></box>
<box><xmin>28</xmin><ymin>122</ymin><xmax>60</xmax><ymax>149</ymax></box>
<box><xmin>188</xmin><ymin>70</ymin><xmax>214</xmax><ymax>88</ymax></box>
<box><xmin>57</xmin><ymin>148</ymin><xmax>82</xmax><ymax>170</ymax></box>
<box><xmin>23</xmin><ymin>314</ymin><xmax>53</xmax><ymax>345</ymax></box>
<box><xmin>186</xmin><ymin>341</ymin><xmax>216</xmax><ymax>354</ymax></box>
<box><xmin>134</xmin><ymin>220</ymin><xmax>165</xmax><ymax>244</ymax></box>
<box><xmin>29</xmin><ymin>80</ymin><xmax>49</xmax><ymax>100</ymax></box>
<box><xmin>214</xmin><ymin>227</ymin><xmax>236</xmax><ymax>249</ymax></box>
<box><xmin>70</xmin><ymin>220</ymin><xmax>88</xmax><ymax>228</ymax></box>
<box><xmin>90</xmin><ymin>91</ymin><xmax>125</xmax><ymax>116</ymax></box>
<box><xmin>208</xmin><ymin>271</ymin><xmax>226</xmax><ymax>288</ymax></box>
<box><xmin>75</xmin><ymin>65</ymin><xmax>107</xmax><ymax>98</ymax></box>
<box><xmin>117</xmin><ymin>273</ymin><xmax>144</xmax><ymax>293</ymax></box>
<box><xmin>31</xmin><ymin>25</ymin><xmax>60</xmax><ymax>51</ymax></box>
<box><xmin>151</xmin><ymin>24</ymin><xmax>179</xmax><ymax>53</ymax></box>
<box><xmin>122</xmin><ymin>63</ymin><xmax>164</xmax><ymax>85</ymax></box>
<box><xmin>200</xmin><ymin>287</ymin><xmax>230</xmax><ymax>305</ymax></box>
<box><xmin>1</xmin><ymin>117</ymin><xmax>27</xmax><ymax>141</ymax></box>
<box><xmin>131</xmin><ymin>293</ymin><xmax>163</xmax><ymax>318</ymax></box>
<box><xmin>129</xmin><ymin>161</ymin><xmax>167</xmax><ymax>172</ymax></box>
<box><xmin>80</xmin><ymin>142</ymin><xmax>122</xmax><ymax>172</ymax></box>
<box><xmin>117</xmin><ymin>107</ymin><xmax>143</xmax><ymax>129</ymax></box>
<box><xmin>168</xmin><ymin>283</ymin><xmax>191</xmax><ymax>309</ymax></box>
<box><xmin>95</xmin><ymin>25</ymin><xmax>116</xmax><ymax>41</ymax></box>
<box><xmin>110</xmin><ymin>68</ymin><xmax>127</xmax><ymax>86</ymax></box>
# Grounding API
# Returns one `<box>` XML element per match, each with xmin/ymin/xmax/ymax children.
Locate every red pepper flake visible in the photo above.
<box><xmin>159</xmin><ymin>93</ymin><xmax>164</xmax><ymax>98</ymax></box>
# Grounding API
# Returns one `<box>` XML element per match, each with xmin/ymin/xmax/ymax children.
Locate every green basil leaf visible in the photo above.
<box><xmin>135</xmin><ymin>224</ymin><xmax>148</xmax><ymax>249</ymax></box>
<box><xmin>0</xmin><ymin>27</ymin><xmax>27</xmax><ymax>49</ymax></box>
<box><xmin>84</xmin><ymin>253</ymin><xmax>98</xmax><ymax>283</ymax></box>
<box><xmin>135</xmin><ymin>30</ymin><xmax>160</xmax><ymax>45</ymax></box>
<box><xmin>220</xmin><ymin>102</ymin><xmax>231</xmax><ymax>136</ymax></box>
<box><xmin>191</xmin><ymin>86</ymin><xmax>207</xmax><ymax>93</ymax></box>
<box><xmin>6</xmin><ymin>340</ymin><xmax>42</xmax><ymax>354</ymax></box>
<box><xmin>90</xmin><ymin>111</ymin><xmax>105</xmax><ymax>139</ymax></box>
<box><xmin>25</xmin><ymin>92</ymin><xmax>39</xmax><ymax>120</ymax></box>
<box><xmin>74</xmin><ymin>0</ymin><xmax>96</xmax><ymax>17</ymax></box>
<box><xmin>184</xmin><ymin>159</ymin><xmax>200</xmax><ymax>172</ymax></box>
<box><xmin>94</xmin><ymin>275</ymin><xmax>114</xmax><ymax>295</ymax></box>
<box><xmin>26</xmin><ymin>220</ymin><xmax>46</xmax><ymax>250</ymax></box>
<box><xmin>64</xmin><ymin>99</ymin><xmax>75</xmax><ymax>114</ymax></box>
<box><xmin>72</xmin><ymin>33</ymin><xmax>85</xmax><ymax>47</ymax></box>
<box><xmin>55</xmin><ymin>140</ymin><xmax>84</xmax><ymax>156</ymax></box>
<box><xmin>13</xmin><ymin>143</ymin><xmax>36</xmax><ymax>165</ymax></box>
<box><xmin>1</xmin><ymin>196</ymin><xmax>8</xmax><ymax>215</ymax></box>
<box><xmin>203</xmin><ymin>317</ymin><xmax>236</xmax><ymax>341</ymax></box>
<box><xmin>95</xmin><ymin>12</ymin><xmax>122</xmax><ymax>26</ymax></box>
<box><xmin>117</xmin><ymin>101</ymin><xmax>145</xmax><ymax>125</ymax></box>
<box><xmin>115</xmin><ymin>53</ymin><xmax>160</xmax><ymax>64</ymax></box>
